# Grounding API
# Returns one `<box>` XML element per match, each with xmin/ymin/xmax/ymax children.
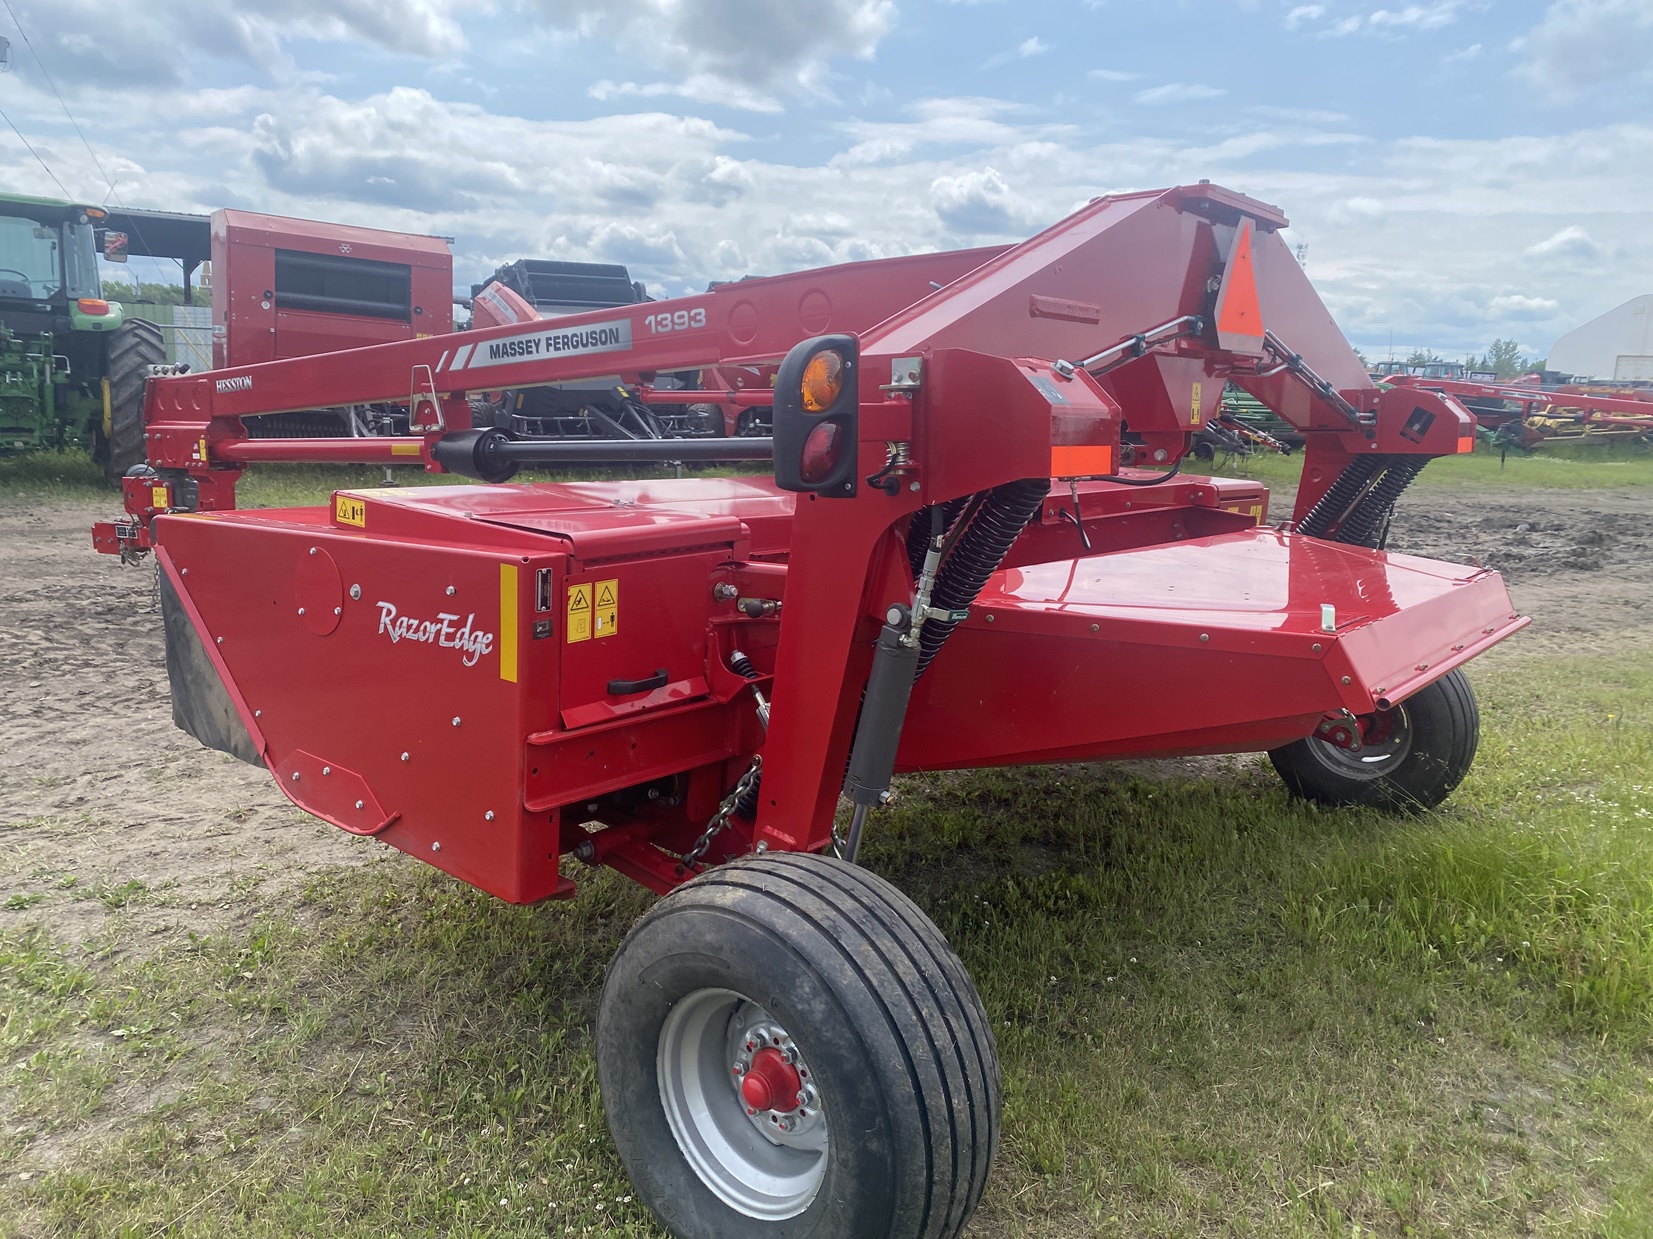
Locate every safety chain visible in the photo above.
<box><xmin>678</xmin><ymin>755</ymin><xmax>763</xmax><ymax>874</ymax></box>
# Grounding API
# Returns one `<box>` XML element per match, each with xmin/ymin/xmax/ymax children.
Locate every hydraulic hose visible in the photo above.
<box><xmin>1336</xmin><ymin>457</ymin><xmax>1427</xmax><ymax>548</ymax></box>
<box><xmin>905</xmin><ymin>496</ymin><xmax>972</xmax><ymax>578</ymax></box>
<box><xmin>1296</xmin><ymin>454</ymin><xmax>1383</xmax><ymax>539</ymax></box>
<box><xmin>916</xmin><ymin>477</ymin><xmax>1050</xmax><ymax>678</ymax></box>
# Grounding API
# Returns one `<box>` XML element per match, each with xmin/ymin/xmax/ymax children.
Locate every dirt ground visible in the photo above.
<box><xmin>4</xmin><ymin>484</ymin><xmax>1651</xmax><ymax>933</ymax></box>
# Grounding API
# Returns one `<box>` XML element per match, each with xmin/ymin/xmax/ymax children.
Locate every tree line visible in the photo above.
<box><xmin>1400</xmin><ymin>338</ymin><xmax>1544</xmax><ymax>378</ymax></box>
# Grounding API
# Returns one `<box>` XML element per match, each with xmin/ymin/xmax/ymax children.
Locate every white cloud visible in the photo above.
<box><xmin>1525</xmin><ymin>225</ymin><xmax>1600</xmax><ymax>259</ymax></box>
<box><xmin>1369</xmin><ymin>4</ymin><xmax>1462</xmax><ymax>31</ymax></box>
<box><xmin>1443</xmin><ymin>42</ymin><xmax>1482</xmax><ymax>62</ymax></box>
<box><xmin>520</xmin><ymin>0</ymin><xmax>893</xmax><ymax>95</ymax></box>
<box><xmin>1519</xmin><ymin>0</ymin><xmax>1653</xmax><ymax>102</ymax></box>
<box><xmin>1134</xmin><ymin>83</ymin><xmax>1228</xmax><ymax>105</ymax></box>
<box><xmin>1088</xmin><ymin>68</ymin><xmax>1144</xmax><ymax>82</ymax></box>
<box><xmin>1018</xmin><ymin>36</ymin><xmax>1050</xmax><ymax>57</ymax></box>
<box><xmin>1286</xmin><ymin>5</ymin><xmax>1326</xmax><ymax>30</ymax></box>
<box><xmin>1320</xmin><ymin>2</ymin><xmax>1466</xmax><ymax>38</ymax></box>
<box><xmin>1490</xmin><ymin>293</ymin><xmax>1562</xmax><ymax>317</ymax></box>
<box><xmin>590</xmin><ymin>75</ymin><xmax>783</xmax><ymax>114</ymax></box>
<box><xmin>930</xmin><ymin>166</ymin><xmax>1030</xmax><ymax>236</ymax></box>
<box><xmin>5</xmin><ymin>0</ymin><xmax>467</xmax><ymax>84</ymax></box>
<box><xmin>5</xmin><ymin>3</ymin><xmax>1649</xmax><ymax>364</ymax></box>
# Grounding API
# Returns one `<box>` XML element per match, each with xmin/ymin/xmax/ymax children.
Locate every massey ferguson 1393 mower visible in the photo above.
<box><xmin>97</xmin><ymin>183</ymin><xmax>1525</xmax><ymax>1239</ymax></box>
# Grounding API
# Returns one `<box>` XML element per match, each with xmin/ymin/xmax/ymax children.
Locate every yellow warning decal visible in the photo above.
<box><xmin>566</xmin><ymin>582</ymin><xmax>593</xmax><ymax>643</ymax></box>
<box><xmin>593</xmin><ymin>579</ymin><xmax>619</xmax><ymax>640</ymax></box>
<box><xmin>498</xmin><ymin>564</ymin><xmax>519</xmax><ymax>682</ymax></box>
<box><xmin>1190</xmin><ymin>380</ymin><xmax>1203</xmax><ymax>426</ymax></box>
<box><xmin>152</xmin><ymin>485</ymin><xmax>171</xmax><ymax>510</ymax></box>
<box><xmin>334</xmin><ymin>494</ymin><xmax>367</xmax><ymax>527</ymax></box>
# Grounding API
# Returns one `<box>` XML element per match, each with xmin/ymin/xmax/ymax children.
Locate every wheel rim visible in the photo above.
<box><xmin>656</xmin><ymin>988</ymin><xmax>829</xmax><ymax>1220</ymax></box>
<box><xmin>1305</xmin><ymin>704</ymin><xmax>1413</xmax><ymax>779</ymax></box>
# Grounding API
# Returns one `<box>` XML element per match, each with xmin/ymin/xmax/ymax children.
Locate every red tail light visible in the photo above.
<box><xmin>799</xmin><ymin>422</ymin><xmax>843</xmax><ymax>484</ymax></box>
<box><xmin>77</xmin><ymin>298</ymin><xmax>111</xmax><ymax>316</ymax></box>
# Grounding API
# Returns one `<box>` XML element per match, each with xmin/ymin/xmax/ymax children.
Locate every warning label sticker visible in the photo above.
<box><xmin>593</xmin><ymin>579</ymin><xmax>619</xmax><ymax>640</ymax></box>
<box><xmin>566</xmin><ymin>583</ymin><xmax>592</xmax><ymax>643</ymax></box>
<box><xmin>1190</xmin><ymin>380</ymin><xmax>1203</xmax><ymax>426</ymax></box>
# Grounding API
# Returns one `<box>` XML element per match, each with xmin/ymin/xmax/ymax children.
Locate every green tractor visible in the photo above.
<box><xmin>0</xmin><ymin>193</ymin><xmax>164</xmax><ymax>485</ymax></box>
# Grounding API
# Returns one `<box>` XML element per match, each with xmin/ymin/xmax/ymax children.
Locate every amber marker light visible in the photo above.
<box><xmin>800</xmin><ymin>349</ymin><xmax>844</xmax><ymax>413</ymax></box>
<box><xmin>76</xmin><ymin>298</ymin><xmax>111</xmax><ymax>316</ymax></box>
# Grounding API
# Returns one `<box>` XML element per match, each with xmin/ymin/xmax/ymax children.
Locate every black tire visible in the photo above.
<box><xmin>1268</xmin><ymin>668</ymin><xmax>1479</xmax><ymax>812</ymax></box>
<box><xmin>688</xmin><ymin>401</ymin><xmax>726</xmax><ymax>437</ymax></box>
<box><xmin>598</xmin><ymin>852</ymin><xmax>1000</xmax><ymax>1239</ymax></box>
<box><xmin>103</xmin><ymin>318</ymin><xmax>165</xmax><ymax>487</ymax></box>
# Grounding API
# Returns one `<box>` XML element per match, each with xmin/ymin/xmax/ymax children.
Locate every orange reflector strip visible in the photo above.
<box><xmin>390</xmin><ymin>442</ymin><xmax>421</xmax><ymax>456</ymax></box>
<box><xmin>1051</xmin><ymin>445</ymin><xmax>1114</xmax><ymax>476</ymax></box>
<box><xmin>1214</xmin><ymin>218</ymin><xmax>1265</xmax><ymax>352</ymax></box>
<box><xmin>1457</xmin><ymin>435</ymin><xmax>1476</xmax><ymax>454</ymax></box>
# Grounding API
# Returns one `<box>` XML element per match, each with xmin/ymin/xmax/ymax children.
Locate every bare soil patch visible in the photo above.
<box><xmin>0</xmin><ymin>501</ymin><xmax>370</xmax><ymax>945</ymax></box>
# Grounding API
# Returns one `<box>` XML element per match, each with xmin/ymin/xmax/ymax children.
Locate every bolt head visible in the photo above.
<box><xmin>446</xmin><ymin>585</ymin><xmax>456</xmax><ymax>596</ymax></box>
<box><xmin>452</xmin><ymin>717</ymin><xmax>462</xmax><ymax>727</ymax></box>
<box><xmin>350</xmin><ymin>584</ymin><xmax>362</xmax><ymax>600</ymax></box>
<box><xmin>290</xmin><ymin>772</ymin><xmax>300</xmax><ymax>781</ymax></box>
<box><xmin>485</xmin><ymin>810</ymin><xmax>495</xmax><ymax>821</ymax></box>
<box><xmin>322</xmin><ymin>766</ymin><xmax>331</xmax><ymax>776</ymax></box>
<box><xmin>431</xmin><ymin>841</ymin><xmax>441</xmax><ymax>853</ymax></box>
<box><xmin>355</xmin><ymin>800</ymin><xmax>364</xmax><ymax>810</ymax></box>
<box><xmin>1341</xmin><ymin>676</ymin><xmax>1352</xmax><ymax>685</ymax></box>
<box><xmin>297</xmin><ymin>607</ymin><xmax>305</xmax><ymax>616</ymax></box>
<box><xmin>400</xmin><ymin>752</ymin><xmax>410</xmax><ymax>762</ymax></box>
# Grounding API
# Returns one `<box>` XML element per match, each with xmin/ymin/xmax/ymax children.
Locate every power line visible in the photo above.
<box><xmin>0</xmin><ymin>0</ymin><xmax>157</xmax><ymax>260</ymax></box>
<box><xmin>0</xmin><ymin>98</ymin><xmax>70</xmax><ymax>197</ymax></box>
<box><xmin>0</xmin><ymin>0</ymin><xmax>120</xmax><ymax>203</ymax></box>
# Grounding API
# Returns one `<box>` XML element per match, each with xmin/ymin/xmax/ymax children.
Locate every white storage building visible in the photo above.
<box><xmin>1548</xmin><ymin>295</ymin><xmax>1653</xmax><ymax>381</ymax></box>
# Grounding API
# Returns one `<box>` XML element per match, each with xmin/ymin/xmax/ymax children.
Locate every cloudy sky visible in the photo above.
<box><xmin>0</xmin><ymin>0</ymin><xmax>1647</xmax><ymax>361</ymax></box>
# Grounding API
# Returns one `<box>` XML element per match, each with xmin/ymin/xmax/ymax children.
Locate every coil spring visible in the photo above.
<box><xmin>917</xmin><ymin>478</ymin><xmax>1049</xmax><ymax>678</ymax></box>
<box><xmin>1296</xmin><ymin>454</ymin><xmax>1383</xmax><ymax>539</ymax></box>
<box><xmin>1337</xmin><ymin>457</ymin><xmax>1426</xmax><ymax>548</ymax></box>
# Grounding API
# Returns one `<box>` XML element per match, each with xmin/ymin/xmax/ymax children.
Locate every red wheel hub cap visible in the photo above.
<box><xmin>739</xmin><ymin>1046</ymin><xmax>802</xmax><ymax>1113</ymax></box>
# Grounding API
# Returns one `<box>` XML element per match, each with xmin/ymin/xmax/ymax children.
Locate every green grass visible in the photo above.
<box><xmin>4</xmin><ymin>437</ymin><xmax>1650</xmax><ymax>510</ymax></box>
<box><xmin>0</xmin><ymin>450</ymin><xmax>764</xmax><ymax>510</ymax></box>
<box><xmin>3</xmin><ymin>648</ymin><xmax>1652</xmax><ymax>1237</ymax></box>
<box><xmin>1214</xmin><ymin>440</ymin><xmax>1653</xmax><ymax>492</ymax></box>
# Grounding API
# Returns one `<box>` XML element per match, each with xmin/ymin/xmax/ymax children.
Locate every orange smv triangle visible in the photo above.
<box><xmin>1214</xmin><ymin>218</ymin><xmax>1265</xmax><ymax>354</ymax></box>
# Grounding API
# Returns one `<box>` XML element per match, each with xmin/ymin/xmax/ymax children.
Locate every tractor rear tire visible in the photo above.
<box><xmin>598</xmin><ymin>852</ymin><xmax>1000</xmax><ymax>1239</ymax></box>
<box><xmin>1268</xmin><ymin>668</ymin><xmax>1479</xmax><ymax>812</ymax></box>
<box><xmin>103</xmin><ymin>318</ymin><xmax>165</xmax><ymax>487</ymax></box>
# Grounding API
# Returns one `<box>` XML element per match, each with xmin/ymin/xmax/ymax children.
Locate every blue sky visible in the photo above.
<box><xmin>1</xmin><ymin>0</ymin><xmax>1648</xmax><ymax>362</ymax></box>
